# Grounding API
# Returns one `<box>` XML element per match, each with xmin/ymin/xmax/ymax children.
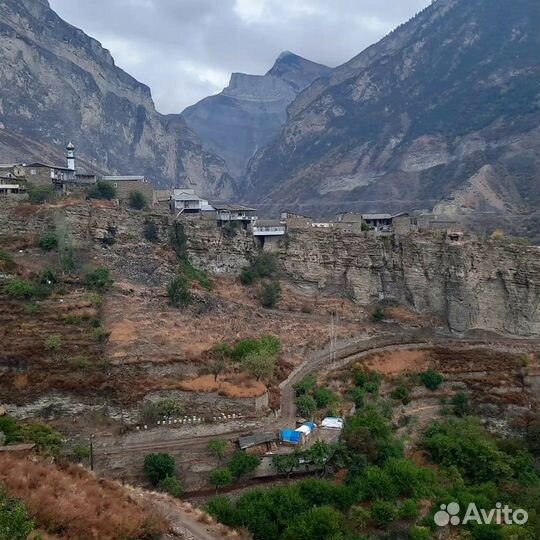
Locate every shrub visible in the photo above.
<box><xmin>348</xmin><ymin>387</ymin><xmax>365</xmax><ymax>408</ymax></box>
<box><xmin>38</xmin><ymin>231</ymin><xmax>58</xmax><ymax>251</ymax></box>
<box><xmin>283</xmin><ymin>506</ymin><xmax>345</xmax><ymax>540</ymax></box>
<box><xmin>409</xmin><ymin>526</ymin><xmax>432</xmax><ymax>540</ymax></box>
<box><xmin>364</xmin><ymin>381</ymin><xmax>379</xmax><ymax>395</ymax></box>
<box><xmin>4</xmin><ymin>279</ymin><xmax>36</xmax><ymax>300</ymax></box>
<box><xmin>153</xmin><ymin>399</ymin><xmax>185</xmax><ymax>417</ymax></box>
<box><xmin>143</xmin><ymin>453</ymin><xmax>176</xmax><ymax>486</ymax></box>
<box><xmin>313</xmin><ymin>387</ymin><xmax>339</xmax><ymax>409</ymax></box>
<box><xmin>206</xmin><ymin>496</ymin><xmax>236</xmax><ymax>526</ymax></box>
<box><xmin>181</xmin><ymin>260</ymin><xmax>213</xmax><ymax>290</ymax></box>
<box><xmin>27</xmin><ymin>184</ymin><xmax>53</xmax><ymax>204</ymax></box>
<box><xmin>88</xmin><ymin>181</ymin><xmax>116</xmax><ymax>200</ymax></box>
<box><xmin>239</xmin><ymin>267</ymin><xmax>255</xmax><ymax>285</ymax></box>
<box><xmin>258</xmin><ymin>280</ymin><xmax>281</xmax><ymax>308</ymax></box>
<box><xmin>128</xmin><ymin>190</ymin><xmax>147</xmax><ymax>210</ymax></box>
<box><xmin>295</xmin><ymin>394</ymin><xmax>317</xmax><ymax>418</ymax></box>
<box><xmin>93</xmin><ymin>325</ymin><xmax>110</xmax><ymax>343</ymax></box>
<box><xmin>451</xmin><ymin>392</ymin><xmax>470</xmax><ymax>417</ymax></box>
<box><xmin>158</xmin><ymin>475</ymin><xmax>184</xmax><ymax>498</ymax></box>
<box><xmin>371</xmin><ymin>500</ymin><xmax>397</xmax><ymax>527</ymax></box>
<box><xmin>84</xmin><ymin>267</ymin><xmax>113</xmax><ymax>291</ymax></box>
<box><xmin>349</xmin><ymin>505</ymin><xmax>370</xmax><ymax>531</ymax></box>
<box><xmin>239</xmin><ymin>253</ymin><xmax>278</xmax><ymax>286</ymax></box>
<box><xmin>167</xmin><ymin>275</ymin><xmax>192</xmax><ymax>307</ymax></box>
<box><xmin>294</xmin><ymin>375</ymin><xmax>317</xmax><ymax>396</ymax></box>
<box><xmin>73</xmin><ymin>444</ymin><xmax>90</xmax><ymax>462</ymax></box>
<box><xmin>170</xmin><ymin>222</ymin><xmax>188</xmax><ymax>260</ymax></box>
<box><xmin>399</xmin><ymin>499</ymin><xmax>420</xmax><ymax>520</ymax></box>
<box><xmin>391</xmin><ymin>384</ymin><xmax>411</xmax><ymax>404</ymax></box>
<box><xmin>372</xmin><ymin>307</ymin><xmax>385</xmax><ymax>322</ymax></box>
<box><xmin>19</xmin><ymin>423</ymin><xmax>62</xmax><ymax>456</ymax></box>
<box><xmin>143</xmin><ymin>221</ymin><xmax>159</xmax><ymax>242</ymax></box>
<box><xmin>209</xmin><ymin>468</ymin><xmax>233</xmax><ymax>492</ymax></box>
<box><xmin>0</xmin><ymin>491</ymin><xmax>35</xmax><ymax>540</ymax></box>
<box><xmin>44</xmin><ymin>335</ymin><xmax>62</xmax><ymax>351</ymax></box>
<box><xmin>420</xmin><ymin>369</ymin><xmax>444</xmax><ymax>391</ymax></box>
<box><xmin>72</xmin><ymin>356</ymin><xmax>89</xmax><ymax>369</ymax></box>
<box><xmin>228</xmin><ymin>451</ymin><xmax>260</xmax><ymax>478</ymax></box>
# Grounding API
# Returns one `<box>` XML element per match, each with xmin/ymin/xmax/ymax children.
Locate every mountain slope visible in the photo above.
<box><xmin>0</xmin><ymin>0</ymin><xmax>233</xmax><ymax>197</ymax></box>
<box><xmin>245</xmin><ymin>0</ymin><xmax>540</xmax><ymax>236</ymax></box>
<box><xmin>182</xmin><ymin>52</ymin><xmax>330</xmax><ymax>177</ymax></box>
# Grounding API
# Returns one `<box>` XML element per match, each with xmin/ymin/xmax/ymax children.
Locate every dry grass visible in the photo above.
<box><xmin>0</xmin><ymin>456</ymin><xmax>167</xmax><ymax>540</ymax></box>
<box><xmin>177</xmin><ymin>373</ymin><xmax>267</xmax><ymax>398</ymax></box>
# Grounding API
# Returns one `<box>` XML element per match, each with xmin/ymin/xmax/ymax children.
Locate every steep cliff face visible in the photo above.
<box><xmin>185</xmin><ymin>224</ymin><xmax>540</xmax><ymax>337</ymax></box>
<box><xmin>245</xmin><ymin>0</ymin><xmax>540</xmax><ymax>238</ymax></box>
<box><xmin>182</xmin><ymin>52</ymin><xmax>330</xmax><ymax>178</ymax></box>
<box><xmin>0</xmin><ymin>0</ymin><xmax>233</xmax><ymax>197</ymax></box>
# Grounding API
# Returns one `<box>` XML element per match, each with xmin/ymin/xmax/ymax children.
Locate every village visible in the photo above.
<box><xmin>0</xmin><ymin>142</ymin><xmax>466</xmax><ymax>248</ymax></box>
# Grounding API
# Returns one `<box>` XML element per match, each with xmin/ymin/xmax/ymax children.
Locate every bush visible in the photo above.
<box><xmin>143</xmin><ymin>221</ymin><xmax>159</xmax><ymax>242</ymax></box>
<box><xmin>295</xmin><ymin>394</ymin><xmax>317</xmax><ymax>418</ymax></box>
<box><xmin>38</xmin><ymin>232</ymin><xmax>58</xmax><ymax>251</ymax></box>
<box><xmin>27</xmin><ymin>184</ymin><xmax>53</xmax><ymax>204</ymax></box>
<box><xmin>206</xmin><ymin>496</ymin><xmax>236</xmax><ymax>527</ymax></box>
<box><xmin>294</xmin><ymin>375</ymin><xmax>317</xmax><ymax>396</ymax></box>
<box><xmin>251</xmin><ymin>252</ymin><xmax>278</xmax><ymax>279</ymax></box>
<box><xmin>348</xmin><ymin>387</ymin><xmax>365</xmax><ymax>408</ymax></box>
<box><xmin>228</xmin><ymin>451</ymin><xmax>260</xmax><ymax>479</ymax></box>
<box><xmin>283</xmin><ymin>506</ymin><xmax>345</xmax><ymax>540</ymax></box>
<box><xmin>181</xmin><ymin>260</ymin><xmax>213</xmax><ymax>290</ymax></box>
<box><xmin>167</xmin><ymin>275</ymin><xmax>192</xmax><ymax>307</ymax></box>
<box><xmin>451</xmin><ymin>392</ymin><xmax>470</xmax><ymax>417</ymax></box>
<box><xmin>390</xmin><ymin>384</ymin><xmax>411</xmax><ymax>404</ymax></box>
<box><xmin>371</xmin><ymin>500</ymin><xmax>397</xmax><ymax>527</ymax></box>
<box><xmin>143</xmin><ymin>453</ymin><xmax>176</xmax><ymax>486</ymax></box>
<box><xmin>208</xmin><ymin>439</ymin><xmax>228</xmax><ymax>463</ymax></box>
<box><xmin>313</xmin><ymin>387</ymin><xmax>339</xmax><ymax>409</ymax></box>
<box><xmin>399</xmin><ymin>499</ymin><xmax>420</xmax><ymax>520</ymax></box>
<box><xmin>73</xmin><ymin>444</ymin><xmax>90</xmax><ymax>462</ymax></box>
<box><xmin>4</xmin><ymin>279</ymin><xmax>36</xmax><ymax>300</ymax></box>
<box><xmin>420</xmin><ymin>369</ymin><xmax>444</xmax><ymax>391</ymax></box>
<box><xmin>239</xmin><ymin>267</ymin><xmax>255</xmax><ymax>285</ymax></box>
<box><xmin>128</xmin><ymin>190</ymin><xmax>147</xmax><ymax>210</ymax></box>
<box><xmin>0</xmin><ymin>491</ymin><xmax>35</xmax><ymax>540</ymax></box>
<box><xmin>84</xmin><ymin>268</ymin><xmax>113</xmax><ymax>291</ymax></box>
<box><xmin>88</xmin><ymin>181</ymin><xmax>116</xmax><ymax>200</ymax></box>
<box><xmin>372</xmin><ymin>307</ymin><xmax>385</xmax><ymax>322</ymax></box>
<box><xmin>44</xmin><ymin>335</ymin><xmax>62</xmax><ymax>351</ymax></box>
<box><xmin>258</xmin><ymin>280</ymin><xmax>281</xmax><ymax>308</ymax></box>
<box><xmin>158</xmin><ymin>475</ymin><xmax>184</xmax><ymax>498</ymax></box>
<box><xmin>409</xmin><ymin>526</ymin><xmax>432</xmax><ymax>540</ymax></box>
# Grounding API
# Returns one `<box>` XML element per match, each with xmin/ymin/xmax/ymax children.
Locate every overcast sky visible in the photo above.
<box><xmin>48</xmin><ymin>0</ymin><xmax>430</xmax><ymax>114</ymax></box>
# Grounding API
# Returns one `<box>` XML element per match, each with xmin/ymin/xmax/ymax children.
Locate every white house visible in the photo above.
<box><xmin>170</xmin><ymin>188</ymin><xmax>214</xmax><ymax>215</ymax></box>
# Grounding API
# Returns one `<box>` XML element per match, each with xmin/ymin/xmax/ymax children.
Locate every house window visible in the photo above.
<box><xmin>410</xmin><ymin>218</ymin><xmax>418</xmax><ymax>225</ymax></box>
<box><xmin>30</xmin><ymin>169</ymin><xmax>36</xmax><ymax>175</ymax></box>
<box><xmin>114</xmin><ymin>183</ymin><xmax>118</xmax><ymax>188</ymax></box>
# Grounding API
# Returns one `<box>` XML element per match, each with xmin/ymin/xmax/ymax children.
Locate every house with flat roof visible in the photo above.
<box><xmin>101</xmin><ymin>175</ymin><xmax>154</xmax><ymax>205</ymax></box>
<box><xmin>211</xmin><ymin>201</ymin><xmax>257</xmax><ymax>229</ymax></box>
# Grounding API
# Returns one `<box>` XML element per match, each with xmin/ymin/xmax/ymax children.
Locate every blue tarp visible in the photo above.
<box><xmin>303</xmin><ymin>422</ymin><xmax>316</xmax><ymax>431</ymax></box>
<box><xmin>280</xmin><ymin>429</ymin><xmax>301</xmax><ymax>444</ymax></box>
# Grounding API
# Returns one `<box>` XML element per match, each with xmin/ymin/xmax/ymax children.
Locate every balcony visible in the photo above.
<box><xmin>253</xmin><ymin>225</ymin><xmax>286</xmax><ymax>236</ymax></box>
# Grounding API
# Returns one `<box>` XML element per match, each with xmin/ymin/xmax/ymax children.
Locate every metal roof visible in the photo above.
<box><xmin>26</xmin><ymin>162</ymin><xmax>71</xmax><ymax>171</ymax></box>
<box><xmin>362</xmin><ymin>213</ymin><xmax>393</xmax><ymax>220</ymax></box>
<box><xmin>173</xmin><ymin>193</ymin><xmax>202</xmax><ymax>201</ymax></box>
<box><xmin>102</xmin><ymin>176</ymin><xmax>146</xmax><ymax>182</ymax></box>
<box><xmin>238</xmin><ymin>432</ymin><xmax>276</xmax><ymax>449</ymax></box>
<box><xmin>211</xmin><ymin>201</ymin><xmax>256</xmax><ymax>212</ymax></box>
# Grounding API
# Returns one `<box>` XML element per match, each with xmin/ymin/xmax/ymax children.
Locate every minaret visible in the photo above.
<box><xmin>66</xmin><ymin>142</ymin><xmax>75</xmax><ymax>171</ymax></box>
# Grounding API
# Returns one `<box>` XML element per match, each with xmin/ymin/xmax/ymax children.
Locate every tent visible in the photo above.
<box><xmin>280</xmin><ymin>429</ymin><xmax>302</xmax><ymax>445</ymax></box>
<box><xmin>321</xmin><ymin>417</ymin><xmax>343</xmax><ymax>430</ymax></box>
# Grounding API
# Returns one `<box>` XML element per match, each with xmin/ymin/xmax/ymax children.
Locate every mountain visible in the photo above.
<box><xmin>182</xmin><ymin>52</ymin><xmax>331</xmax><ymax>178</ymax></box>
<box><xmin>244</xmin><ymin>0</ymin><xmax>540</xmax><ymax>237</ymax></box>
<box><xmin>0</xmin><ymin>0</ymin><xmax>233</xmax><ymax>197</ymax></box>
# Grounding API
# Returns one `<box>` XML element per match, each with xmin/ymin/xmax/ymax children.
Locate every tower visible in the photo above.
<box><xmin>66</xmin><ymin>141</ymin><xmax>75</xmax><ymax>171</ymax></box>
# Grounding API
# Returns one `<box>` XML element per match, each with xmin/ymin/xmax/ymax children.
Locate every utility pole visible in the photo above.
<box><xmin>89</xmin><ymin>434</ymin><xmax>95</xmax><ymax>471</ymax></box>
<box><xmin>329</xmin><ymin>311</ymin><xmax>338</xmax><ymax>362</ymax></box>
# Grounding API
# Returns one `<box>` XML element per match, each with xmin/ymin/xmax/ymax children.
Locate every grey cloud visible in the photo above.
<box><xmin>48</xmin><ymin>0</ymin><xmax>430</xmax><ymax>113</ymax></box>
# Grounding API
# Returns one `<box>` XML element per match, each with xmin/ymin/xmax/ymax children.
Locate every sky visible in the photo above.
<box><xmin>48</xmin><ymin>0</ymin><xmax>430</xmax><ymax>114</ymax></box>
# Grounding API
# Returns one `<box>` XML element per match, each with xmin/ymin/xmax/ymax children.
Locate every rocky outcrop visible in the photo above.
<box><xmin>182</xmin><ymin>52</ymin><xmax>330</xmax><ymax>178</ymax></box>
<box><xmin>244</xmin><ymin>0</ymin><xmax>540</xmax><ymax>239</ymax></box>
<box><xmin>0</xmin><ymin>0</ymin><xmax>233</xmax><ymax>197</ymax></box>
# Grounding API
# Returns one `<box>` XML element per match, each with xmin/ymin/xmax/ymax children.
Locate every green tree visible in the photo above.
<box><xmin>228</xmin><ymin>451</ymin><xmax>260</xmax><ymax>479</ymax></box>
<box><xmin>158</xmin><ymin>475</ymin><xmax>184</xmax><ymax>497</ymax></box>
<box><xmin>420</xmin><ymin>369</ymin><xmax>444</xmax><ymax>390</ymax></box>
<box><xmin>451</xmin><ymin>392</ymin><xmax>470</xmax><ymax>417</ymax></box>
<box><xmin>143</xmin><ymin>453</ymin><xmax>176</xmax><ymax>486</ymax></box>
<box><xmin>88</xmin><ymin>181</ymin><xmax>116</xmax><ymax>200</ymax></box>
<box><xmin>295</xmin><ymin>394</ymin><xmax>317</xmax><ymax>418</ymax></box>
<box><xmin>208</xmin><ymin>438</ymin><xmax>228</xmax><ymax>463</ymax></box>
<box><xmin>209</xmin><ymin>468</ymin><xmax>233</xmax><ymax>493</ymax></box>
<box><xmin>313</xmin><ymin>387</ymin><xmax>339</xmax><ymax>409</ymax></box>
<box><xmin>283</xmin><ymin>506</ymin><xmax>345</xmax><ymax>540</ymax></box>
<box><xmin>241</xmin><ymin>351</ymin><xmax>276</xmax><ymax>382</ymax></box>
<box><xmin>294</xmin><ymin>375</ymin><xmax>317</xmax><ymax>396</ymax></box>
<box><xmin>167</xmin><ymin>275</ymin><xmax>192</xmax><ymax>307</ymax></box>
<box><xmin>306</xmin><ymin>441</ymin><xmax>332</xmax><ymax>474</ymax></box>
<box><xmin>272</xmin><ymin>451</ymin><xmax>301</xmax><ymax>478</ymax></box>
<box><xmin>258</xmin><ymin>280</ymin><xmax>281</xmax><ymax>308</ymax></box>
<box><xmin>0</xmin><ymin>492</ymin><xmax>35</xmax><ymax>540</ymax></box>
<box><xmin>128</xmin><ymin>190</ymin><xmax>147</xmax><ymax>210</ymax></box>
<box><xmin>84</xmin><ymin>268</ymin><xmax>113</xmax><ymax>292</ymax></box>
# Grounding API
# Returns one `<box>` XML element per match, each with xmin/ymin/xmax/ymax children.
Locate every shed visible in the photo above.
<box><xmin>280</xmin><ymin>428</ymin><xmax>302</xmax><ymax>445</ymax></box>
<box><xmin>238</xmin><ymin>432</ymin><xmax>276</xmax><ymax>451</ymax></box>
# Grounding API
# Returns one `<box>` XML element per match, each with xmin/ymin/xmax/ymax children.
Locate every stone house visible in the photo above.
<box><xmin>101</xmin><ymin>176</ymin><xmax>154</xmax><ymax>206</ymax></box>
